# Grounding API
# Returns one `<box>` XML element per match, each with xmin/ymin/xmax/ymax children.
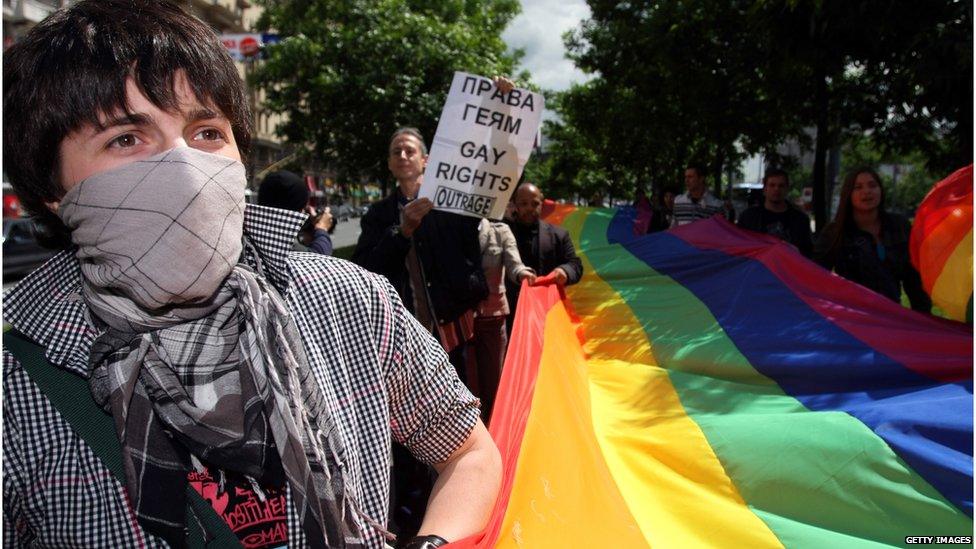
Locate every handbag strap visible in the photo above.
<box><xmin>3</xmin><ymin>328</ymin><xmax>243</xmax><ymax>549</ymax></box>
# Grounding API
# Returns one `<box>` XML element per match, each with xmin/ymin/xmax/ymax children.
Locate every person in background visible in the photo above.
<box><xmin>352</xmin><ymin>127</ymin><xmax>486</xmax><ymax>376</ymax></box>
<box><xmin>258</xmin><ymin>170</ymin><xmax>334</xmax><ymax>255</ymax></box>
<box><xmin>663</xmin><ymin>190</ymin><xmax>676</xmax><ymax>225</ymax></box>
<box><xmin>633</xmin><ymin>188</ymin><xmax>653</xmax><ymax>235</ymax></box>
<box><xmin>647</xmin><ymin>191</ymin><xmax>673</xmax><ymax>233</ymax></box>
<box><xmin>814</xmin><ymin>167</ymin><xmax>931</xmax><ymax>312</ymax></box>
<box><xmin>505</xmin><ymin>183</ymin><xmax>583</xmax><ymax>331</ymax></box>
<box><xmin>738</xmin><ymin>168</ymin><xmax>813</xmax><ymax>257</ymax></box>
<box><xmin>471</xmin><ymin>218</ymin><xmax>535</xmax><ymax>423</ymax></box>
<box><xmin>672</xmin><ymin>164</ymin><xmax>725</xmax><ymax>226</ymax></box>
<box><xmin>503</xmin><ymin>197</ymin><xmax>517</xmax><ymax>222</ymax></box>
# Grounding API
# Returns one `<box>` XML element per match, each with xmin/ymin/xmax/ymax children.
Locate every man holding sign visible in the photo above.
<box><xmin>355</xmin><ymin>73</ymin><xmax>539</xmax><ymax>354</ymax></box>
<box><xmin>354</xmin><ymin>76</ymin><xmax>534</xmax><ymax>537</ymax></box>
<box><xmin>353</xmin><ymin>127</ymin><xmax>486</xmax><ymax>359</ymax></box>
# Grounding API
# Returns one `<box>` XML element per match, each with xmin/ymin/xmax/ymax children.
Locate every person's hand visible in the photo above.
<box><xmin>494</xmin><ymin>76</ymin><xmax>516</xmax><ymax>95</ymax></box>
<box><xmin>550</xmin><ymin>267</ymin><xmax>568</xmax><ymax>286</ymax></box>
<box><xmin>528</xmin><ymin>268</ymin><xmax>567</xmax><ymax>287</ymax></box>
<box><xmin>518</xmin><ymin>270</ymin><xmax>536</xmax><ymax>285</ymax></box>
<box><xmin>314</xmin><ymin>206</ymin><xmax>333</xmax><ymax>231</ymax></box>
<box><xmin>400</xmin><ymin>198</ymin><xmax>434</xmax><ymax>237</ymax></box>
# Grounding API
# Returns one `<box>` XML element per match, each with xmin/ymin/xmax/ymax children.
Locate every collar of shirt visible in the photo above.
<box><xmin>680</xmin><ymin>190</ymin><xmax>723</xmax><ymax>206</ymax></box>
<box><xmin>3</xmin><ymin>204</ymin><xmax>305</xmax><ymax>376</ymax></box>
<box><xmin>396</xmin><ymin>187</ymin><xmax>410</xmax><ymax>207</ymax></box>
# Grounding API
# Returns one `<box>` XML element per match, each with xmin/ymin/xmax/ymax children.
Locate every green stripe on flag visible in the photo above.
<box><xmin>562</xmin><ymin>208</ymin><xmax>971</xmax><ymax>547</ymax></box>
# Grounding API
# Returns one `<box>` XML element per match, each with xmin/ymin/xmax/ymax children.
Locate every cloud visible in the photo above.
<box><xmin>503</xmin><ymin>0</ymin><xmax>592</xmax><ymax>92</ymax></box>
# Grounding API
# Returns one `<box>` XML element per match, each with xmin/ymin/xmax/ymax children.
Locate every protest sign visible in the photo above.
<box><xmin>419</xmin><ymin>72</ymin><xmax>544</xmax><ymax>219</ymax></box>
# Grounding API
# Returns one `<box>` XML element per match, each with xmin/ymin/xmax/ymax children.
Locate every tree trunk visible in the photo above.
<box><xmin>812</xmin><ymin>66</ymin><xmax>830</xmax><ymax>232</ymax></box>
<box><xmin>713</xmin><ymin>148</ymin><xmax>725</xmax><ymax>197</ymax></box>
<box><xmin>726</xmin><ymin>159</ymin><xmax>735</xmax><ymax>198</ymax></box>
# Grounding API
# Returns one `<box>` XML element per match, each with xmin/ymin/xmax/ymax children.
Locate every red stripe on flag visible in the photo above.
<box><xmin>672</xmin><ymin>217</ymin><xmax>972</xmax><ymax>383</ymax></box>
<box><xmin>448</xmin><ymin>284</ymin><xmax>563</xmax><ymax>548</ymax></box>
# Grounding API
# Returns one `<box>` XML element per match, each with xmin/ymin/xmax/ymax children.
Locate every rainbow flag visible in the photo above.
<box><xmin>910</xmin><ymin>164</ymin><xmax>973</xmax><ymax>323</ymax></box>
<box><xmin>455</xmin><ymin>206</ymin><xmax>973</xmax><ymax>548</ymax></box>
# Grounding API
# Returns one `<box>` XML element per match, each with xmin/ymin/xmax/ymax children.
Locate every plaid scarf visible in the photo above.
<box><xmin>58</xmin><ymin>149</ymin><xmax>365</xmax><ymax>547</ymax></box>
<box><xmin>89</xmin><ymin>266</ymin><xmax>364</xmax><ymax>548</ymax></box>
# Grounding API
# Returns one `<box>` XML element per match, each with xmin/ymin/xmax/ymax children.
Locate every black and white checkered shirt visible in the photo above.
<box><xmin>2</xmin><ymin>204</ymin><xmax>480</xmax><ymax>548</ymax></box>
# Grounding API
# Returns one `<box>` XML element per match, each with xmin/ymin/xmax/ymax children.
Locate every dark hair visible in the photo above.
<box><xmin>685</xmin><ymin>163</ymin><xmax>707</xmax><ymax>178</ymax></box>
<box><xmin>762</xmin><ymin>168</ymin><xmax>790</xmax><ymax>186</ymax></box>
<box><xmin>389</xmin><ymin>127</ymin><xmax>428</xmax><ymax>155</ymax></box>
<box><xmin>822</xmin><ymin>167</ymin><xmax>886</xmax><ymax>261</ymax></box>
<box><xmin>258</xmin><ymin>171</ymin><xmax>309</xmax><ymax>212</ymax></box>
<box><xmin>3</xmin><ymin>0</ymin><xmax>252</xmax><ymax>248</ymax></box>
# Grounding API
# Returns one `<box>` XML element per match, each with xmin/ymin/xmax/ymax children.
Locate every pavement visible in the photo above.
<box><xmin>330</xmin><ymin>216</ymin><xmax>363</xmax><ymax>249</ymax></box>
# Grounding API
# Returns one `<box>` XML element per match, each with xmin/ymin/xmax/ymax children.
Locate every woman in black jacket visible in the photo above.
<box><xmin>814</xmin><ymin>167</ymin><xmax>931</xmax><ymax>312</ymax></box>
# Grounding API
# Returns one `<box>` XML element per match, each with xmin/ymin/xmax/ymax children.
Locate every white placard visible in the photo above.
<box><xmin>418</xmin><ymin>72</ymin><xmax>544</xmax><ymax>219</ymax></box>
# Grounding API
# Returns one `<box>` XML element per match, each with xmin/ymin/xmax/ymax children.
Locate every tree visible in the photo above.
<box><xmin>751</xmin><ymin>0</ymin><xmax>972</xmax><ymax>229</ymax></box>
<box><xmin>562</xmin><ymin>0</ymin><xmax>791</xmax><ymax>199</ymax></box>
<box><xmin>251</xmin><ymin>0</ymin><xmax>524</xmax><ymax>193</ymax></box>
<box><xmin>548</xmin><ymin>0</ymin><xmax>971</xmax><ymax>226</ymax></box>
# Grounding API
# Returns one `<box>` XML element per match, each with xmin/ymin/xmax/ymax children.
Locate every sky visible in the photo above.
<box><xmin>502</xmin><ymin>0</ymin><xmax>592</xmax><ymax>93</ymax></box>
<box><xmin>501</xmin><ymin>0</ymin><xmax>762</xmax><ymax>183</ymax></box>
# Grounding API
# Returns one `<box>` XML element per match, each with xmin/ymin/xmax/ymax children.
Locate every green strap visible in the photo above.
<box><xmin>3</xmin><ymin>329</ymin><xmax>243</xmax><ymax>549</ymax></box>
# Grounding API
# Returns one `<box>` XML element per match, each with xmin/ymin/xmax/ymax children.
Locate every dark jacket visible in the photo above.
<box><xmin>505</xmin><ymin>219</ymin><xmax>583</xmax><ymax>312</ymax></box>
<box><xmin>814</xmin><ymin>212</ymin><xmax>931</xmax><ymax>312</ymax></box>
<box><xmin>737</xmin><ymin>204</ymin><xmax>813</xmax><ymax>257</ymax></box>
<box><xmin>352</xmin><ymin>189</ymin><xmax>487</xmax><ymax>324</ymax></box>
<box><xmin>306</xmin><ymin>229</ymin><xmax>334</xmax><ymax>255</ymax></box>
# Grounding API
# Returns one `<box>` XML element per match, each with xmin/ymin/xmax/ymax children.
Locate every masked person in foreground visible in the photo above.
<box><xmin>0</xmin><ymin>1</ymin><xmax>501</xmax><ymax>548</ymax></box>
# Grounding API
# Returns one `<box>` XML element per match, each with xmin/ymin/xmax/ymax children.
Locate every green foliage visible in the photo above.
<box><xmin>750</xmin><ymin>0</ymin><xmax>971</xmax><ymax>226</ymax></box>
<box><xmin>546</xmin><ymin>81</ymin><xmax>640</xmax><ymax>200</ymax></box>
<box><xmin>891</xmin><ymin>167</ymin><xmax>938</xmax><ymax>214</ymax></box>
<box><xmin>251</xmin><ymin>0</ymin><xmax>523</xmax><ymax>189</ymax></box>
<box><xmin>544</xmin><ymin>0</ymin><xmax>972</xmax><ymax>218</ymax></box>
<box><xmin>554</xmin><ymin>0</ymin><xmax>787</xmax><ymax>199</ymax></box>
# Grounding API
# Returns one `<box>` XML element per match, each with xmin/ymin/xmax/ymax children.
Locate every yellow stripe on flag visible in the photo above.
<box><xmin>931</xmin><ymin>229</ymin><xmax>973</xmax><ymax>321</ymax></box>
<box><xmin>558</xmin><ymin>207</ymin><xmax>781</xmax><ymax>548</ymax></box>
<box><xmin>588</xmin><ymin>356</ymin><xmax>782</xmax><ymax>548</ymax></box>
<box><xmin>575</xmin><ymin>269</ymin><xmax>782</xmax><ymax>548</ymax></box>
<box><xmin>495</xmin><ymin>303</ymin><xmax>648</xmax><ymax>548</ymax></box>
<box><xmin>495</xmin><ymin>283</ymin><xmax>782</xmax><ymax>547</ymax></box>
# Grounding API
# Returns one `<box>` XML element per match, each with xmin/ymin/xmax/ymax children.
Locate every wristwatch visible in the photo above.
<box><xmin>399</xmin><ymin>534</ymin><xmax>448</xmax><ymax>549</ymax></box>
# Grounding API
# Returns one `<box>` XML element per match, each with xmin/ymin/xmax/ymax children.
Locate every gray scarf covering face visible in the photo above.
<box><xmin>58</xmin><ymin>148</ymin><xmax>366</xmax><ymax>548</ymax></box>
<box><xmin>59</xmin><ymin>147</ymin><xmax>246</xmax><ymax>332</ymax></box>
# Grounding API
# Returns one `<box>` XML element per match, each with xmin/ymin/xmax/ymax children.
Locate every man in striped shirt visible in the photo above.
<box><xmin>671</xmin><ymin>164</ymin><xmax>726</xmax><ymax>227</ymax></box>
